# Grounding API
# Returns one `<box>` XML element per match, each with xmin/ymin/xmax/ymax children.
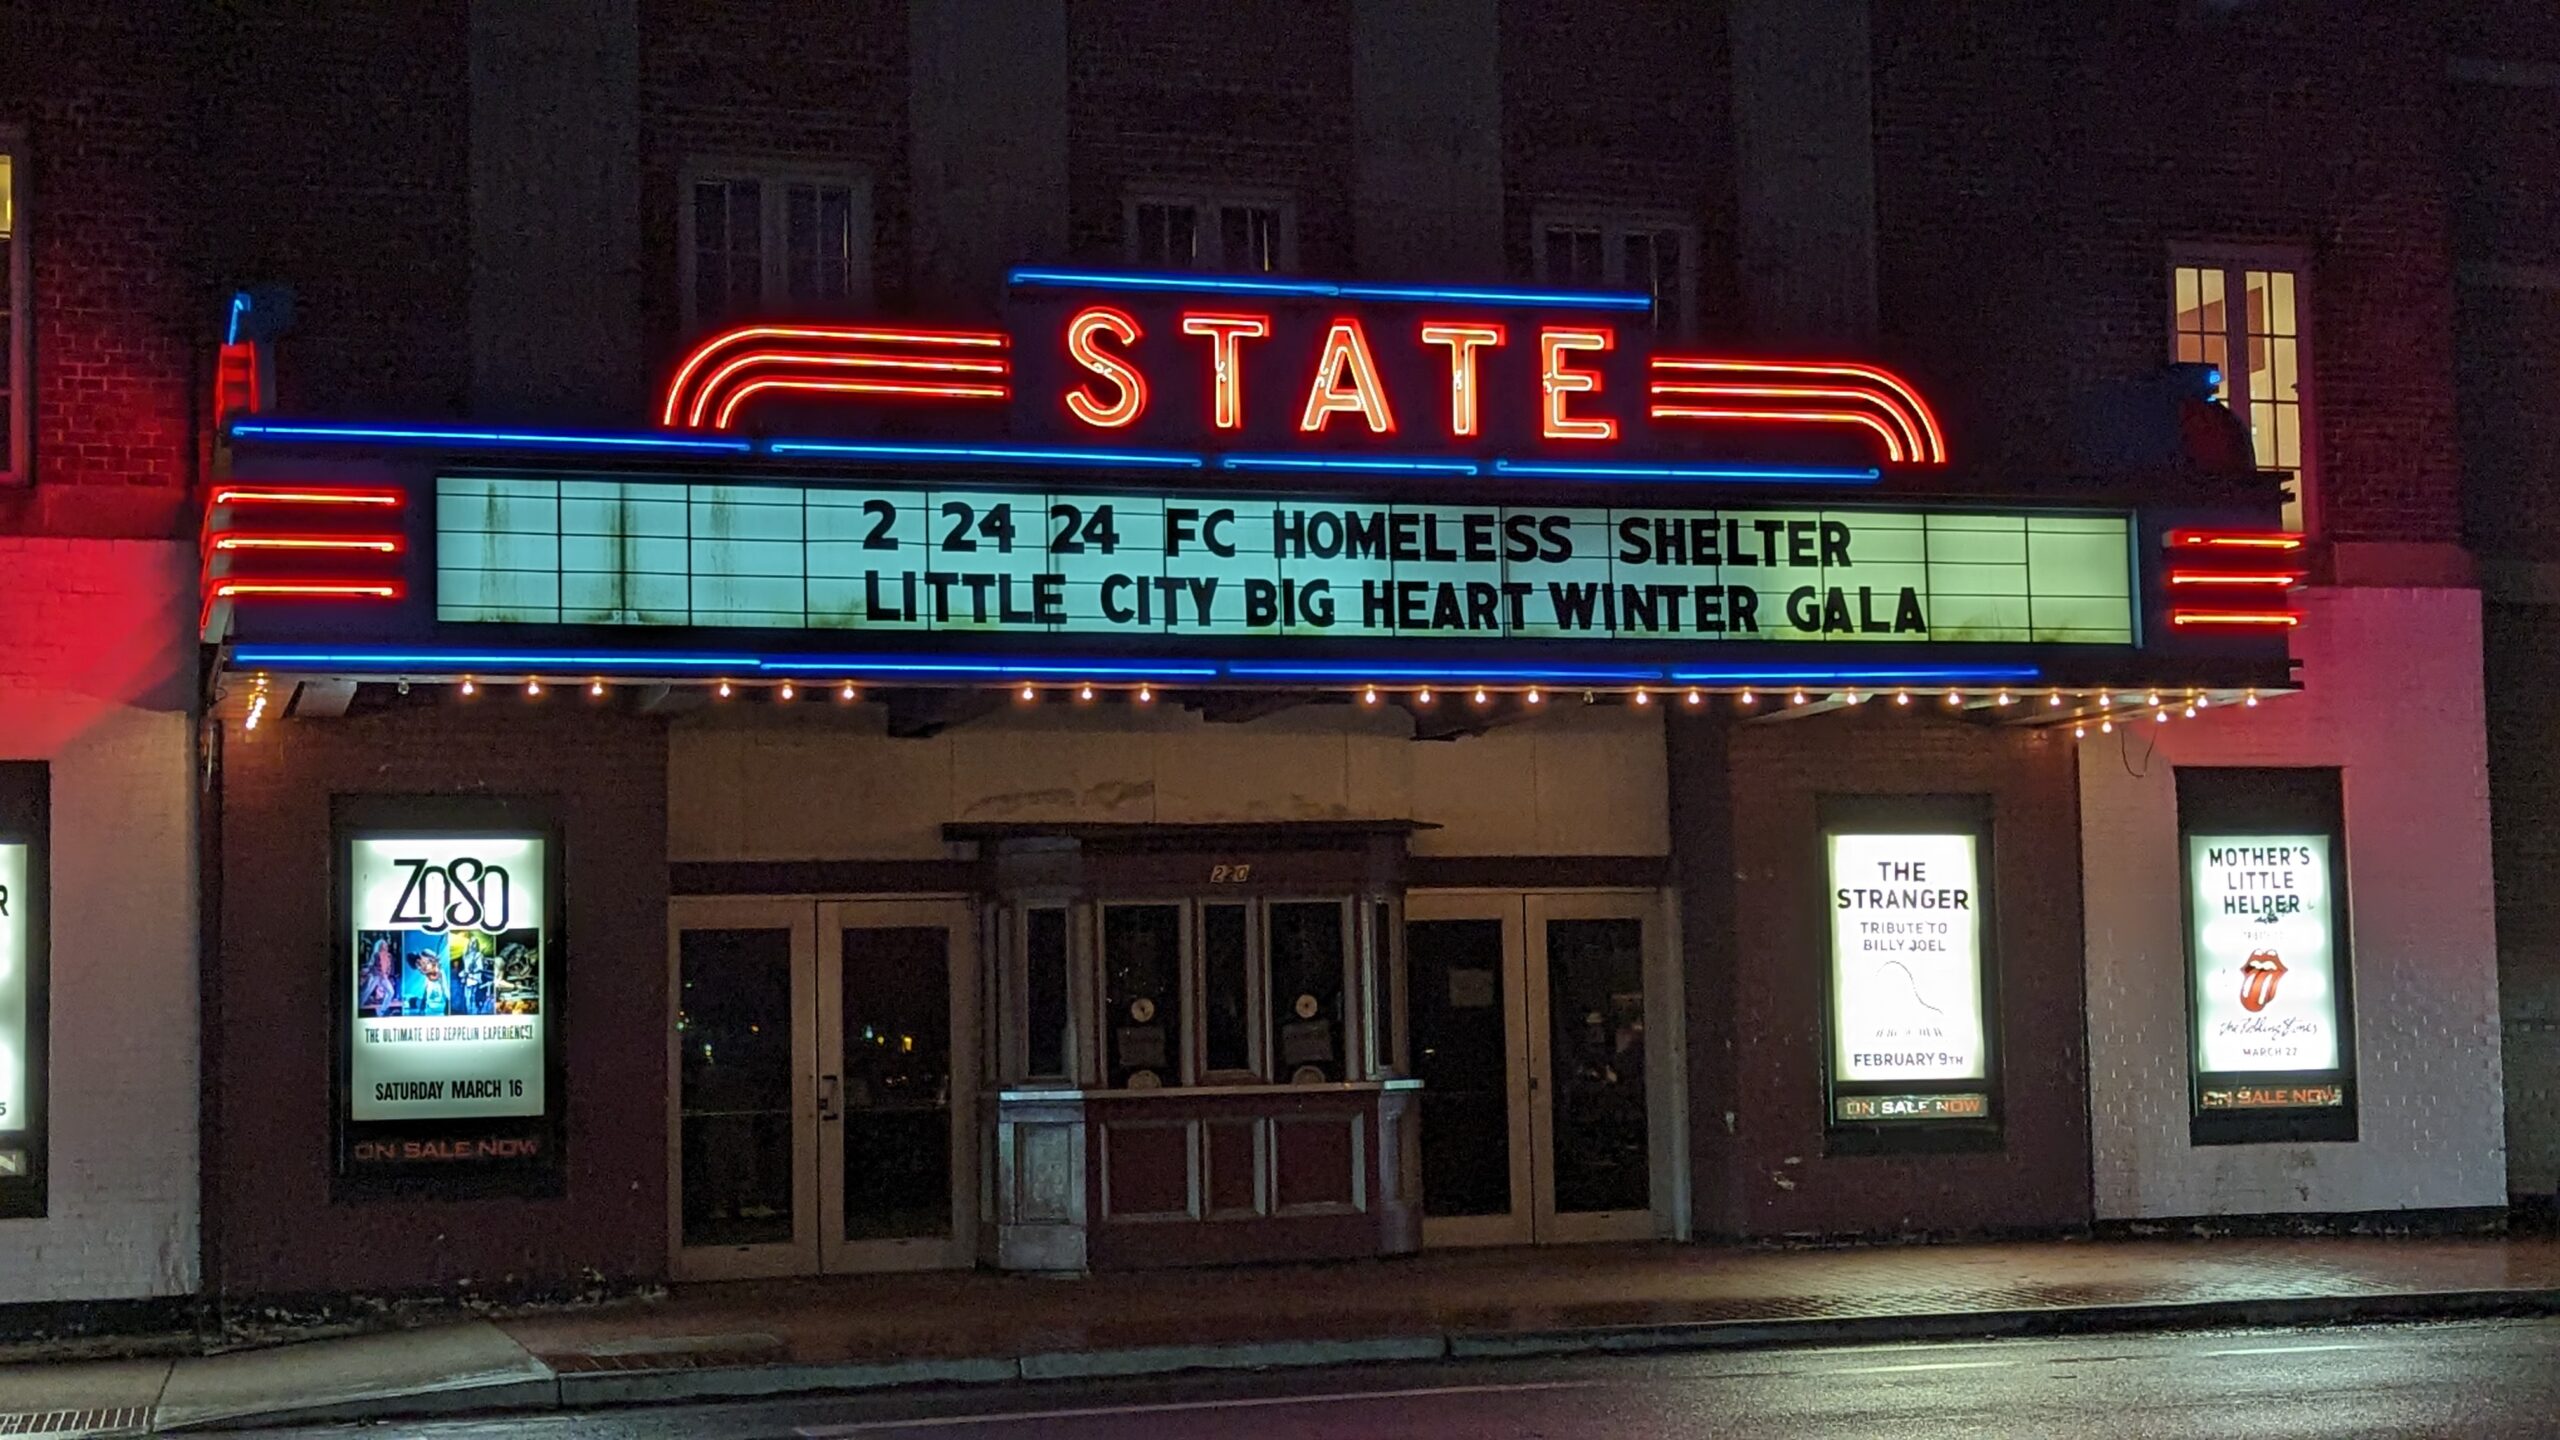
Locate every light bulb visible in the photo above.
<box><xmin>1020</xmin><ymin>684</ymin><xmax>1036</xmax><ymax>701</ymax></box>
<box><xmin>2048</xmin><ymin>690</ymin><xmax>2062</xmax><ymax>708</ymax></box>
<box><xmin>1740</xmin><ymin>689</ymin><xmax>1756</xmax><ymax>706</ymax></box>
<box><xmin>1946</xmin><ymin>689</ymin><xmax>1961</xmax><ymax>705</ymax></box>
<box><xmin>841</xmin><ymin>682</ymin><xmax>857</xmax><ymax>701</ymax></box>
<box><xmin>2099</xmin><ymin>693</ymin><xmax>2112</xmax><ymax>708</ymax></box>
<box><xmin>1079</xmin><ymin>684</ymin><xmax>1095</xmax><ymax>701</ymax></box>
<box><xmin>1895</xmin><ymin>690</ymin><xmax>1910</xmax><ymax>706</ymax></box>
<box><xmin>1417</xmin><ymin>687</ymin><xmax>1433</xmax><ymax>705</ymax></box>
<box><xmin>526</xmin><ymin>678</ymin><xmax>542</xmax><ymax>697</ymax></box>
<box><xmin>2184</xmin><ymin>704</ymin><xmax>2197</xmax><ymax>718</ymax></box>
<box><xmin>2195</xmin><ymin>695</ymin><xmax>2210</xmax><ymax>708</ymax></box>
<box><xmin>717</xmin><ymin>681</ymin><xmax>732</xmax><ymax>698</ymax></box>
<box><xmin>1633</xmin><ymin>688</ymin><xmax>1651</xmax><ymax>706</ymax></box>
<box><xmin>1791</xmin><ymin>689</ymin><xmax>1807</xmax><ymax>706</ymax></box>
<box><xmin>1362</xmin><ymin>686</ymin><xmax>1378</xmax><ymax>705</ymax></box>
<box><xmin>460</xmin><ymin>678</ymin><xmax>476</xmax><ymax>697</ymax></box>
<box><xmin>2074</xmin><ymin>723</ymin><xmax>2087</xmax><ymax>738</ymax></box>
<box><xmin>779</xmin><ymin>681</ymin><xmax>795</xmax><ymax>701</ymax></box>
<box><xmin>2155</xmin><ymin>708</ymin><xmax>2169</xmax><ymax>723</ymax></box>
<box><xmin>1474</xmin><ymin>687</ymin><xmax>1490</xmax><ymax>706</ymax></box>
<box><xmin>1138</xmin><ymin>684</ymin><xmax>1152</xmax><ymax>703</ymax></box>
<box><xmin>1685</xmin><ymin>688</ymin><xmax>1702</xmax><ymax>706</ymax></box>
<box><xmin>1526</xmin><ymin>688</ymin><xmax>1542</xmax><ymax>705</ymax></box>
<box><xmin>2147</xmin><ymin>691</ymin><xmax>2160</xmax><ymax>707</ymax></box>
<box><xmin>2245</xmin><ymin>690</ymin><xmax>2259</xmax><ymax>707</ymax></box>
<box><xmin>2101</xmin><ymin>718</ymin><xmax>2114</xmax><ymax>734</ymax></box>
<box><xmin>1997</xmin><ymin>691</ymin><xmax>2013</xmax><ymax>706</ymax></box>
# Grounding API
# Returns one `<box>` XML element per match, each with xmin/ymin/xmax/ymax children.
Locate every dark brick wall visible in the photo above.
<box><xmin>1064</xmin><ymin>0</ymin><xmax>1355</xmax><ymax>274</ymax></box>
<box><xmin>0</xmin><ymin>4</ymin><xmax>200</xmax><ymax>532</ymax></box>
<box><xmin>639</xmin><ymin>0</ymin><xmax>911</xmax><ymax>350</ymax></box>
<box><xmin>210</xmin><ymin>705</ymin><xmax>669</xmax><ymax>1297</ymax></box>
<box><xmin>1709</xmin><ymin>711</ymin><xmax>2090</xmax><ymax>1237</ymax></box>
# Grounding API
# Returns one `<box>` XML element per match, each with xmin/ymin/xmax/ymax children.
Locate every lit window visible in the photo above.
<box><xmin>1125</xmin><ymin>192</ymin><xmax>1295</xmax><ymax>274</ymax></box>
<box><xmin>2</xmin><ymin>135</ymin><xmax>23</xmax><ymax>486</ymax></box>
<box><xmin>2172</xmin><ymin>253</ymin><xmax>2311</xmax><ymax>532</ymax></box>
<box><xmin>1534</xmin><ymin>212</ymin><xmax>1696</xmax><ymax>334</ymax></box>
<box><xmin>679</xmin><ymin>164</ymin><xmax>871</xmax><ymax>332</ymax></box>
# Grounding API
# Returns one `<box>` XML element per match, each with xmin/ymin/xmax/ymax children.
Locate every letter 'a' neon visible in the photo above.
<box><xmin>1065</xmin><ymin>306</ymin><xmax>1147</xmax><ymax>428</ymax></box>
<box><xmin>1299</xmin><ymin>320</ymin><xmax>1397</xmax><ymax>434</ymax></box>
<box><xmin>1541</xmin><ymin>327</ymin><xmax>1618</xmax><ymax>441</ymax></box>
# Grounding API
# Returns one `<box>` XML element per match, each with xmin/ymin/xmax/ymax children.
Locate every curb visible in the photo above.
<box><xmin>163</xmin><ymin>1287</ymin><xmax>2560</xmax><ymax>1431</ymax></box>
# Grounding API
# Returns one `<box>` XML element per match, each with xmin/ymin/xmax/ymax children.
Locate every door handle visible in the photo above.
<box><xmin>818</xmin><ymin>1074</ymin><xmax>841</xmax><ymax>1122</ymax></box>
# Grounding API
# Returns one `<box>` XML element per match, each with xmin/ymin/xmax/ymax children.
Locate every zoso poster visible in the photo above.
<box><xmin>350</xmin><ymin>835</ymin><xmax>545</xmax><ymax>1121</ymax></box>
<box><xmin>1828</xmin><ymin>832</ymin><xmax>1986</xmax><ymax>1082</ymax></box>
<box><xmin>0</xmin><ymin>842</ymin><xmax>25</xmax><ymax>1136</ymax></box>
<box><xmin>2189</xmin><ymin>835</ymin><xmax>2339</xmax><ymax>1075</ymax></box>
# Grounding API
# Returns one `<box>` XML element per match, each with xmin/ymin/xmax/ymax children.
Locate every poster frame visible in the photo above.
<box><xmin>0</xmin><ymin>761</ymin><xmax>49</xmax><ymax>1218</ymax></box>
<box><xmin>332</xmin><ymin>793</ymin><xmax>566</xmax><ymax>1199</ymax></box>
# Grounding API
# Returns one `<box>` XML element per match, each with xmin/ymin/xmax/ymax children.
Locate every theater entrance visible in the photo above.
<box><xmin>1406</xmin><ymin>891</ymin><xmax>1675</xmax><ymax>1246</ymax></box>
<box><xmin>667</xmin><ymin>898</ymin><xmax>976</xmax><ymax>1280</ymax></box>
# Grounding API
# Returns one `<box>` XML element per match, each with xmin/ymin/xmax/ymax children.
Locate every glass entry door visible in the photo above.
<box><xmin>670</xmin><ymin>898</ymin><xmax>974</xmax><ymax>1281</ymax></box>
<box><xmin>1407</xmin><ymin>892</ymin><xmax>1669</xmax><ymax>1247</ymax></box>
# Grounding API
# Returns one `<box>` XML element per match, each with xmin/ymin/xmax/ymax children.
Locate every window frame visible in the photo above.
<box><xmin>2</xmin><ymin>127</ymin><xmax>27</xmax><ymax>488</ymax></box>
<box><xmin>1530</xmin><ymin>207</ymin><xmax>1700</xmax><ymax>336</ymax></box>
<box><xmin>1121</xmin><ymin>188</ymin><xmax>1299</xmax><ymax>274</ymax></box>
<box><xmin>2168</xmin><ymin>244</ymin><xmax>2317</xmax><ymax>535</ymax></box>
<box><xmin>676</xmin><ymin>157</ymin><xmax>874</xmax><ymax>336</ymax></box>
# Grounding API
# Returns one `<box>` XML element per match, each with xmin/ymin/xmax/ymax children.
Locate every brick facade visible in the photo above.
<box><xmin>210</xmin><ymin>705</ymin><xmax>669</xmax><ymax>1298</ymax></box>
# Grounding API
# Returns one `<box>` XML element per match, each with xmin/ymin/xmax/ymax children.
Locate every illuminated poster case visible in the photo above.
<box><xmin>333</xmin><ymin>795</ymin><xmax>565</xmax><ymax>1196</ymax></box>
<box><xmin>1819</xmin><ymin>795</ymin><xmax>2000</xmax><ymax>1154</ymax></box>
<box><xmin>0</xmin><ymin>762</ymin><xmax>46</xmax><ymax>1218</ymax></box>
<box><xmin>2177</xmin><ymin>768</ymin><xmax>2356</xmax><ymax>1145</ymax></box>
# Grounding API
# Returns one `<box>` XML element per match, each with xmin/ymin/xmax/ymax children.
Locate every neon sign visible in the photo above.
<box><xmin>657</xmin><ymin>269</ymin><xmax>1950</xmax><ymax>467</ymax></box>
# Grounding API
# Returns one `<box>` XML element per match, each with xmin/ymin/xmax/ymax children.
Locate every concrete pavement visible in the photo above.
<box><xmin>7</xmin><ymin>1234</ymin><xmax>2560</xmax><ymax>1434</ymax></box>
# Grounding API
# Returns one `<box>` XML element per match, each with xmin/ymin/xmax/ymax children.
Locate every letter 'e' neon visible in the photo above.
<box><xmin>1065</xmin><ymin>306</ymin><xmax>1147</xmax><ymax>428</ymax></box>
<box><xmin>1299</xmin><ymin>319</ymin><xmax>1397</xmax><ymax>434</ymax></box>
<box><xmin>1540</xmin><ymin>327</ymin><xmax>1617</xmax><ymax>441</ymax></box>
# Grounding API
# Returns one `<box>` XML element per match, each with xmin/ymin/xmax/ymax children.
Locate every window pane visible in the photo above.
<box><xmin>1624</xmin><ymin>230</ymin><xmax>1685</xmax><ymax>332</ymax></box>
<box><xmin>1201</xmin><ymin>903</ymin><xmax>1252</xmax><ymax>1073</ymax></box>
<box><xmin>1103</xmin><ymin>905</ymin><xmax>1183</xmax><ymax>1087</ymax></box>
<box><xmin>1025</xmin><ymin>906</ymin><xmax>1071</xmax><ymax>1078</ymax></box>
<box><xmin>839</xmin><ymin>925</ymin><xmax>951</xmax><ymax>1241</ymax></box>
<box><xmin>1545</xmin><ymin>917</ymin><xmax>1649</xmax><ymax>1215</ymax></box>
<box><xmin>1219</xmin><ymin>206</ymin><xmax>1279</xmax><ymax>274</ymax></box>
<box><xmin>693</xmin><ymin>178</ymin><xmax>763</xmax><ymax>325</ymax></box>
<box><xmin>1268</xmin><ymin>901</ymin><xmax>1345</xmax><ymax>1083</ymax></box>
<box><xmin>1543</xmin><ymin>226</ymin><xmax>1605</xmax><ymax>286</ymax></box>
<box><xmin>1134</xmin><ymin>202</ymin><xmax>1198</xmax><ymax>269</ymax></box>
<box><xmin>677</xmin><ymin>928</ymin><xmax>797</xmax><ymax>1248</ymax></box>
<box><xmin>784</xmin><ymin>183</ymin><xmax>854</xmax><ymax>305</ymax></box>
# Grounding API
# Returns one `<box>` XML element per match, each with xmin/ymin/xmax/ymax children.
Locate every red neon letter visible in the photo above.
<box><xmin>1065</xmin><ymin>306</ymin><xmax>1147</xmax><ymax>429</ymax></box>
<box><xmin>1299</xmin><ymin>319</ymin><xmax>1397</xmax><ymax>434</ymax></box>
<box><xmin>1178</xmin><ymin>313</ymin><xmax>1272</xmax><ymax>430</ymax></box>
<box><xmin>1540</xmin><ymin>327</ymin><xmax>1618</xmax><ymax>441</ymax></box>
<box><xmin>1419</xmin><ymin>323</ymin><xmax>1504</xmax><ymax>439</ymax></box>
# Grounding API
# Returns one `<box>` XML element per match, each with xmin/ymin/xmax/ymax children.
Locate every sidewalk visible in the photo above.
<box><xmin>11</xmin><ymin>1234</ymin><xmax>2560</xmax><ymax>1434</ymax></box>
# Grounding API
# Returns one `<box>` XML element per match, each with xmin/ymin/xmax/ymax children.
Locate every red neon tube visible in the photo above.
<box><xmin>210</xmin><ymin>487</ymin><xmax>404</xmax><ymax>508</ymax></box>
<box><xmin>209</xmin><ymin>532</ymin><xmax>406</xmax><ymax>554</ymax></box>
<box><xmin>660</xmin><ymin>323</ymin><xmax>1010</xmax><ymax>427</ymax></box>
<box><xmin>212</xmin><ymin>580</ymin><xmax>405</xmax><ymax>601</ymax></box>
<box><xmin>1650</xmin><ymin>356</ymin><xmax>1946</xmax><ymax>463</ymax></box>
<box><xmin>1646</xmin><ymin>405</ymin><xmax>1907</xmax><ymax>464</ymax></box>
<box><xmin>2165</xmin><ymin>570</ymin><xmax>2304</xmax><ymax>587</ymax></box>
<box><xmin>2165</xmin><ymin>530</ymin><xmax>2306</xmax><ymax>551</ymax></box>
<box><xmin>2168</xmin><ymin>610</ymin><xmax>2300</xmax><ymax>627</ymax></box>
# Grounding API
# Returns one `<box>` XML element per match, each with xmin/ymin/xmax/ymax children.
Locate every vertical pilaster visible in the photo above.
<box><xmin>468</xmin><ymin>0</ymin><xmax>641</xmax><ymax>420</ymax></box>
<box><xmin>1349</xmin><ymin>0</ymin><xmax>1505</xmax><ymax>280</ymax></box>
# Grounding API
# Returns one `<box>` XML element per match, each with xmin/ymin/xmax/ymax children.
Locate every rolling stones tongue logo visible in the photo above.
<box><xmin>2239</xmin><ymin>949</ymin><xmax>2287</xmax><ymax>1012</ymax></box>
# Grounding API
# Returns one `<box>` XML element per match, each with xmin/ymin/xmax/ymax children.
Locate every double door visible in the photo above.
<box><xmin>1407</xmin><ymin>892</ymin><xmax>1674</xmax><ymax>1247</ymax></box>
<box><xmin>669</xmin><ymin>898</ymin><xmax>974</xmax><ymax>1280</ymax></box>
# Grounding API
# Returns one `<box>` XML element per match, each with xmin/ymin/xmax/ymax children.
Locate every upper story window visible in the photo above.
<box><xmin>2</xmin><ymin>134</ymin><xmax>24</xmax><ymax>486</ymax></box>
<box><xmin>1534</xmin><ymin>211</ymin><xmax>1696</xmax><ymax>335</ymax></box>
<box><xmin>1124</xmin><ymin>191</ymin><xmax>1295</xmax><ymax>273</ymax></box>
<box><xmin>2172</xmin><ymin>250</ymin><xmax>2313</xmax><ymax>533</ymax></box>
<box><xmin>679</xmin><ymin>163</ymin><xmax>873</xmax><ymax>334</ymax></box>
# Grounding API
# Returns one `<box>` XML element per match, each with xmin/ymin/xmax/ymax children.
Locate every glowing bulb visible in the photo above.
<box><xmin>1894</xmin><ymin>690</ymin><xmax>1910</xmax><ymax>706</ymax></box>
<box><xmin>2099</xmin><ymin>693</ymin><xmax>2112</xmax><ymax>708</ymax></box>
<box><xmin>779</xmin><ymin>681</ymin><xmax>795</xmax><ymax>701</ymax></box>
<box><xmin>717</xmin><ymin>681</ymin><xmax>732</xmax><ymax>698</ymax></box>
<box><xmin>1739</xmin><ymin>689</ymin><xmax>1756</xmax><ymax>706</ymax></box>
<box><xmin>1079</xmin><ymin>684</ymin><xmax>1095</xmax><ymax>702</ymax></box>
<box><xmin>841</xmin><ymin>682</ymin><xmax>857</xmax><ymax>701</ymax></box>
<box><xmin>526</xmin><ymin>678</ymin><xmax>542</xmax><ymax>697</ymax></box>
<box><xmin>2245</xmin><ymin>690</ymin><xmax>2259</xmax><ymax>707</ymax></box>
<box><xmin>1020</xmin><ymin>684</ymin><xmax>1036</xmax><ymax>701</ymax></box>
<box><xmin>2195</xmin><ymin>695</ymin><xmax>2210</xmax><ymax>709</ymax></box>
<box><xmin>1685</xmin><ymin>688</ymin><xmax>1702</xmax><ymax>706</ymax></box>
<box><xmin>2048</xmin><ymin>690</ymin><xmax>2061</xmax><ymax>708</ymax></box>
<box><xmin>1417</xmin><ymin>688</ymin><xmax>1433</xmax><ymax>705</ymax></box>
<box><xmin>1997</xmin><ymin>691</ymin><xmax>2012</xmax><ymax>706</ymax></box>
<box><xmin>589</xmin><ymin>679</ymin><xmax>604</xmax><ymax>697</ymax></box>
<box><xmin>2184</xmin><ymin>704</ymin><xmax>2197</xmax><ymax>718</ymax></box>
<box><xmin>2074</xmin><ymin>723</ymin><xmax>2087</xmax><ymax>738</ymax></box>
<box><xmin>1633</xmin><ymin>688</ymin><xmax>1651</xmax><ymax>706</ymax></box>
<box><xmin>1363</xmin><ymin>686</ymin><xmax>1378</xmax><ymax>705</ymax></box>
<box><xmin>1526</xmin><ymin>688</ymin><xmax>1542</xmax><ymax>705</ymax></box>
<box><xmin>2101</xmin><ymin>718</ymin><xmax>2114</xmax><ymax>734</ymax></box>
<box><xmin>1138</xmin><ymin>684</ymin><xmax>1153</xmax><ymax>703</ymax></box>
<box><xmin>460</xmin><ymin>678</ymin><xmax>476</xmax><ymax>697</ymax></box>
<box><xmin>2155</xmin><ymin>708</ymin><xmax>2169</xmax><ymax>723</ymax></box>
<box><xmin>2147</xmin><ymin>691</ymin><xmax>2160</xmax><ymax>707</ymax></box>
<box><xmin>1791</xmin><ymin>689</ymin><xmax>1807</xmax><ymax>706</ymax></box>
<box><xmin>1474</xmin><ymin>687</ymin><xmax>1489</xmax><ymax>706</ymax></box>
<box><xmin>1846</xmin><ymin>690</ymin><xmax>1862</xmax><ymax>705</ymax></box>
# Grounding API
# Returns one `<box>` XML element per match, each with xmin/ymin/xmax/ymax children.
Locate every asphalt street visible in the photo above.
<box><xmin>234</xmin><ymin>1317</ymin><xmax>2560</xmax><ymax>1439</ymax></box>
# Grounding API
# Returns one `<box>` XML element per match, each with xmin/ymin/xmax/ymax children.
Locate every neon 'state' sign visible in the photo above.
<box><xmin>658</xmin><ymin>271</ymin><xmax>1949</xmax><ymax>466</ymax></box>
